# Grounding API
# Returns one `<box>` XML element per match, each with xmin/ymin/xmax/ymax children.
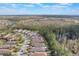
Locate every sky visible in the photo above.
<box><xmin>0</xmin><ymin>3</ymin><xmax>79</xmax><ymax>15</ymax></box>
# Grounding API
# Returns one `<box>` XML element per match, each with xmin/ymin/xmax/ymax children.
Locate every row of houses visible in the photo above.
<box><xmin>0</xmin><ymin>33</ymin><xmax>19</xmax><ymax>55</ymax></box>
<box><xmin>14</xmin><ymin>29</ymin><xmax>48</xmax><ymax>56</ymax></box>
<box><xmin>29</xmin><ymin>31</ymin><xmax>48</xmax><ymax>56</ymax></box>
<box><xmin>0</xmin><ymin>29</ymin><xmax>48</xmax><ymax>56</ymax></box>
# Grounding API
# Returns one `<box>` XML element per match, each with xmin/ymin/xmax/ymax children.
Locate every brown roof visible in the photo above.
<box><xmin>4</xmin><ymin>34</ymin><xmax>12</xmax><ymax>38</ymax></box>
<box><xmin>0</xmin><ymin>49</ymin><xmax>11</xmax><ymax>54</ymax></box>
<box><xmin>0</xmin><ymin>45</ymin><xmax>11</xmax><ymax>49</ymax></box>
<box><xmin>31</xmin><ymin>39</ymin><xmax>44</xmax><ymax>43</ymax></box>
<box><xmin>30</xmin><ymin>52</ymin><xmax>48</xmax><ymax>56</ymax></box>
<box><xmin>30</xmin><ymin>47</ymin><xmax>47</xmax><ymax>52</ymax></box>
<box><xmin>31</xmin><ymin>43</ymin><xmax>46</xmax><ymax>47</ymax></box>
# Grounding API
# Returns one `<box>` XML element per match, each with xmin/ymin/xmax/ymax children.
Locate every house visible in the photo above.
<box><xmin>31</xmin><ymin>35</ymin><xmax>44</xmax><ymax>42</ymax></box>
<box><xmin>30</xmin><ymin>47</ymin><xmax>47</xmax><ymax>52</ymax></box>
<box><xmin>17</xmin><ymin>29</ymin><xmax>23</xmax><ymax>33</ymax></box>
<box><xmin>0</xmin><ymin>49</ymin><xmax>11</xmax><ymax>55</ymax></box>
<box><xmin>31</xmin><ymin>39</ymin><xmax>44</xmax><ymax>43</ymax></box>
<box><xmin>4</xmin><ymin>34</ymin><xmax>12</xmax><ymax>39</ymax></box>
<box><xmin>31</xmin><ymin>43</ymin><xmax>46</xmax><ymax>47</ymax></box>
<box><xmin>0</xmin><ymin>45</ymin><xmax>11</xmax><ymax>49</ymax></box>
<box><xmin>30</xmin><ymin>52</ymin><xmax>48</xmax><ymax>56</ymax></box>
<box><xmin>37</xmin><ymin>36</ymin><xmax>44</xmax><ymax>41</ymax></box>
<box><xmin>6</xmin><ymin>41</ymin><xmax>17</xmax><ymax>45</ymax></box>
<box><xmin>0</xmin><ymin>36</ymin><xmax>8</xmax><ymax>41</ymax></box>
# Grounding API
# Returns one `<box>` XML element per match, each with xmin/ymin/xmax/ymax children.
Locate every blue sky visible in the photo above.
<box><xmin>0</xmin><ymin>3</ymin><xmax>79</xmax><ymax>15</ymax></box>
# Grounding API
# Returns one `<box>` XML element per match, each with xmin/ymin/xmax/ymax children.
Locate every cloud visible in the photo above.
<box><xmin>69</xmin><ymin>8</ymin><xmax>79</xmax><ymax>15</ymax></box>
<box><xmin>58</xmin><ymin>3</ymin><xmax>72</xmax><ymax>6</ymax></box>
<box><xmin>37</xmin><ymin>3</ymin><xmax>72</xmax><ymax>10</ymax></box>
<box><xmin>0</xmin><ymin>3</ymin><xmax>72</xmax><ymax>10</ymax></box>
<box><xmin>53</xmin><ymin>3</ymin><xmax>72</xmax><ymax>9</ymax></box>
<box><xmin>0</xmin><ymin>9</ymin><xmax>16</xmax><ymax>15</ymax></box>
<box><xmin>0</xmin><ymin>3</ymin><xmax>77</xmax><ymax>15</ymax></box>
<box><xmin>0</xmin><ymin>8</ymin><xmax>27</xmax><ymax>15</ymax></box>
<box><xmin>11</xmin><ymin>4</ymin><xmax>17</xmax><ymax>8</ymax></box>
<box><xmin>0</xmin><ymin>4</ymin><xmax>17</xmax><ymax>9</ymax></box>
<box><xmin>23</xmin><ymin>4</ymin><xmax>35</xmax><ymax>7</ymax></box>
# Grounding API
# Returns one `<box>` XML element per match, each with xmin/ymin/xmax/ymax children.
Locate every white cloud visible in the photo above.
<box><xmin>38</xmin><ymin>4</ymin><xmax>70</xmax><ymax>11</ymax></box>
<box><xmin>0</xmin><ymin>8</ymin><xmax>27</xmax><ymax>15</ymax></box>
<box><xmin>38</xmin><ymin>3</ymin><xmax>72</xmax><ymax>9</ymax></box>
<box><xmin>70</xmin><ymin>8</ymin><xmax>79</xmax><ymax>15</ymax></box>
<box><xmin>59</xmin><ymin>3</ymin><xmax>72</xmax><ymax>6</ymax></box>
<box><xmin>0</xmin><ymin>9</ymin><xmax>16</xmax><ymax>15</ymax></box>
<box><xmin>23</xmin><ymin>4</ymin><xmax>35</xmax><ymax>7</ymax></box>
<box><xmin>0</xmin><ymin>4</ymin><xmax>17</xmax><ymax>9</ymax></box>
<box><xmin>11</xmin><ymin>4</ymin><xmax>17</xmax><ymax>8</ymax></box>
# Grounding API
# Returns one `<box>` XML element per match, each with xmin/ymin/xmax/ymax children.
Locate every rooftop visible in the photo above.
<box><xmin>30</xmin><ymin>52</ymin><xmax>48</xmax><ymax>56</ymax></box>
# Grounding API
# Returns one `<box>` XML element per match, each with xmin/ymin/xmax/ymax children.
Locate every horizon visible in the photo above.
<box><xmin>2</xmin><ymin>14</ymin><xmax>79</xmax><ymax>16</ymax></box>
